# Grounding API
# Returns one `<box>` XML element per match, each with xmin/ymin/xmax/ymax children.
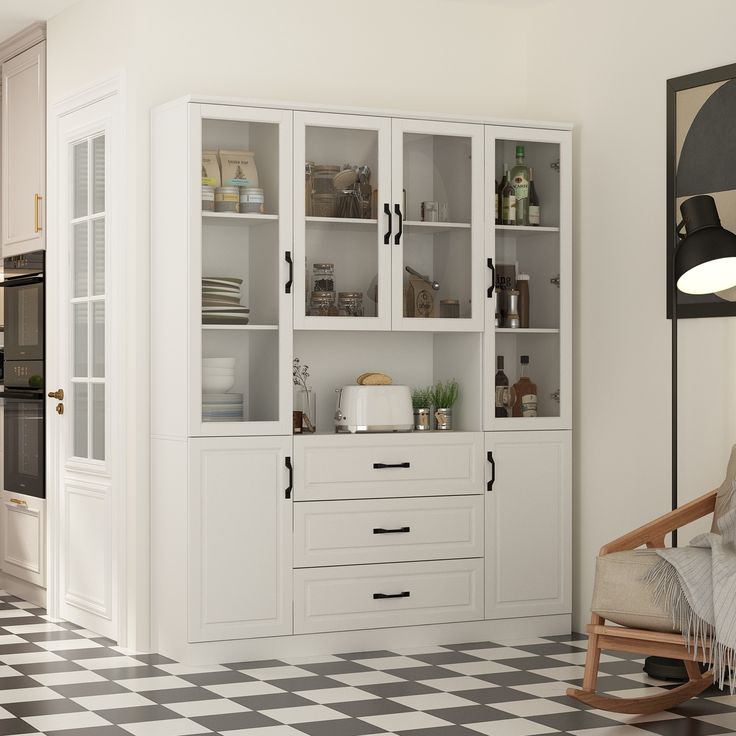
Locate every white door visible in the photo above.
<box><xmin>2</xmin><ymin>41</ymin><xmax>46</xmax><ymax>256</ymax></box>
<box><xmin>188</xmin><ymin>436</ymin><xmax>293</xmax><ymax>642</ymax></box>
<box><xmin>391</xmin><ymin>118</ymin><xmax>484</xmax><ymax>331</ymax></box>
<box><xmin>47</xmin><ymin>91</ymin><xmax>122</xmax><ymax>640</ymax></box>
<box><xmin>484</xmin><ymin>430</ymin><xmax>571</xmax><ymax>619</ymax></box>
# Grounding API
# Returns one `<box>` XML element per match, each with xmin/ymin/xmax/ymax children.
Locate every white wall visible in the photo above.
<box><xmin>525</xmin><ymin>0</ymin><xmax>736</xmax><ymax>630</ymax></box>
<box><xmin>46</xmin><ymin>0</ymin><xmax>736</xmax><ymax>643</ymax></box>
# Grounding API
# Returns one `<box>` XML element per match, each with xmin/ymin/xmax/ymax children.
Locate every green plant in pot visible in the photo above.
<box><xmin>430</xmin><ymin>379</ymin><xmax>459</xmax><ymax>431</ymax></box>
<box><xmin>411</xmin><ymin>386</ymin><xmax>432</xmax><ymax>431</ymax></box>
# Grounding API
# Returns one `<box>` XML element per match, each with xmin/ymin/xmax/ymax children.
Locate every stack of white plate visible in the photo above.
<box><xmin>202</xmin><ymin>358</ymin><xmax>244</xmax><ymax>421</ymax></box>
<box><xmin>202</xmin><ymin>277</ymin><xmax>250</xmax><ymax>325</ymax></box>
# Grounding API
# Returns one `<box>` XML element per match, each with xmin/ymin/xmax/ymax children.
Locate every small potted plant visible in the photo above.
<box><xmin>293</xmin><ymin>358</ymin><xmax>316</xmax><ymax>433</ymax></box>
<box><xmin>411</xmin><ymin>386</ymin><xmax>432</xmax><ymax>431</ymax></box>
<box><xmin>430</xmin><ymin>379</ymin><xmax>459</xmax><ymax>431</ymax></box>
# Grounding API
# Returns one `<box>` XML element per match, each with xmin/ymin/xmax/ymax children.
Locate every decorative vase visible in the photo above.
<box><xmin>413</xmin><ymin>407</ymin><xmax>431</xmax><ymax>431</ymax></box>
<box><xmin>296</xmin><ymin>389</ymin><xmax>316</xmax><ymax>433</ymax></box>
<box><xmin>434</xmin><ymin>407</ymin><xmax>453</xmax><ymax>431</ymax></box>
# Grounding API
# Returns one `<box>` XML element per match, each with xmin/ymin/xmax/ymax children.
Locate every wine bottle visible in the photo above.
<box><xmin>501</xmin><ymin>165</ymin><xmax>516</xmax><ymax>225</ymax></box>
<box><xmin>495</xmin><ymin>356</ymin><xmax>509</xmax><ymax>418</ymax></box>
<box><xmin>510</xmin><ymin>145</ymin><xmax>530</xmax><ymax>226</ymax></box>
<box><xmin>529</xmin><ymin>167</ymin><xmax>540</xmax><ymax>226</ymax></box>
<box><xmin>494</xmin><ymin>179</ymin><xmax>500</xmax><ymax>225</ymax></box>
<box><xmin>512</xmin><ymin>355</ymin><xmax>538</xmax><ymax>417</ymax></box>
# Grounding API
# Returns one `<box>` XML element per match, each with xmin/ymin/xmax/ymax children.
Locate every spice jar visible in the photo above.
<box><xmin>214</xmin><ymin>186</ymin><xmax>239</xmax><ymax>213</ymax></box>
<box><xmin>440</xmin><ymin>299</ymin><xmax>460</xmax><ymax>318</ymax></box>
<box><xmin>312</xmin><ymin>263</ymin><xmax>335</xmax><ymax>293</ymax></box>
<box><xmin>239</xmin><ymin>187</ymin><xmax>264</xmax><ymax>214</ymax></box>
<box><xmin>309</xmin><ymin>291</ymin><xmax>338</xmax><ymax>316</ymax></box>
<box><xmin>202</xmin><ymin>185</ymin><xmax>215</xmax><ymax>211</ymax></box>
<box><xmin>338</xmin><ymin>292</ymin><xmax>364</xmax><ymax>317</ymax></box>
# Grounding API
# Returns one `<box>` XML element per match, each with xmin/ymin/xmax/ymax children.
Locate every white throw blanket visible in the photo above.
<box><xmin>647</xmin><ymin>483</ymin><xmax>736</xmax><ymax>691</ymax></box>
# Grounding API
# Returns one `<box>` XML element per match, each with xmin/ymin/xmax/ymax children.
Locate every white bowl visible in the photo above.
<box><xmin>203</xmin><ymin>357</ymin><xmax>236</xmax><ymax>368</ymax></box>
<box><xmin>203</xmin><ymin>367</ymin><xmax>235</xmax><ymax>376</ymax></box>
<box><xmin>202</xmin><ymin>375</ymin><xmax>235</xmax><ymax>393</ymax></box>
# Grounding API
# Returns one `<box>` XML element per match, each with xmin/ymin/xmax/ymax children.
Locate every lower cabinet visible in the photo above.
<box><xmin>188</xmin><ymin>436</ymin><xmax>293</xmax><ymax>642</ymax></box>
<box><xmin>0</xmin><ymin>490</ymin><xmax>45</xmax><ymax>587</ymax></box>
<box><xmin>484</xmin><ymin>431</ymin><xmax>571</xmax><ymax>619</ymax></box>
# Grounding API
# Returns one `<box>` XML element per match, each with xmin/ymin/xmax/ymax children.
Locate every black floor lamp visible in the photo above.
<box><xmin>644</xmin><ymin>194</ymin><xmax>736</xmax><ymax>681</ymax></box>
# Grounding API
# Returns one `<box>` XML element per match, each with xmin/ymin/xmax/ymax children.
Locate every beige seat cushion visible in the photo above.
<box><xmin>591</xmin><ymin>549</ymin><xmax>679</xmax><ymax>632</ymax></box>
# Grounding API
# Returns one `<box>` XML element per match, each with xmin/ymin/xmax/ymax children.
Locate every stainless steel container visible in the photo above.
<box><xmin>434</xmin><ymin>407</ymin><xmax>453</xmax><ymax>430</ymax></box>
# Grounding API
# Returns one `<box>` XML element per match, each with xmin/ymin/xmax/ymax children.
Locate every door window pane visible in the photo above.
<box><xmin>74</xmin><ymin>303</ymin><xmax>88</xmax><ymax>377</ymax></box>
<box><xmin>74</xmin><ymin>222</ymin><xmax>88</xmax><ymax>298</ymax></box>
<box><xmin>92</xmin><ymin>135</ymin><xmax>105</xmax><ymax>214</ymax></box>
<box><xmin>73</xmin><ymin>141</ymin><xmax>88</xmax><ymax>219</ymax></box>
<box><xmin>74</xmin><ymin>384</ymin><xmax>88</xmax><ymax>459</ymax></box>
<box><xmin>92</xmin><ymin>219</ymin><xmax>105</xmax><ymax>296</ymax></box>
<box><xmin>92</xmin><ymin>384</ymin><xmax>105</xmax><ymax>461</ymax></box>
<box><xmin>92</xmin><ymin>302</ymin><xmax>105</xmax><ymax>378</ymax></box>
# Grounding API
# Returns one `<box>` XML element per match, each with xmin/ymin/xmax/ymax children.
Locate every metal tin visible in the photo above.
<box><xmin>434</xmin><ymin>407</ymin><xmax>453</xmax><ymax>430</ymax></box>
<box><xmin>440</xmin><ymin>299</ymin><xmax>460</xmax><ymax>318</ymax></box>
<box><xmin>202</xmin><ymin>185</ymin><xmax>215</xmax><ymax>211</ymax></box>
<box><xmin>214</xmin><ymin>186</ymin><xmax>239</xmax><ymax>213</ymax></box>
<box><xmin>239</xmin><ymin>187</ymin><xmax>264</xmax><ymax>214</ymax></box>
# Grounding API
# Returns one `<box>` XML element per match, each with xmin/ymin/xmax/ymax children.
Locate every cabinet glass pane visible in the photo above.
<box><xmin>493</xmin><ymin>138</ymin><xmax>562</xmax><ymax>420</ymax></box>
<box><xmin>73</xmin><ymin>222</ymin><xmax>88</xmax><ymax>298</ymax></box>
<box><xmin>402</xmin><ymin>132</ymin><xmax>473</xmax><ymax>320</ymax></box>
<box><xmin>73</xmin><ymin>141</ymin><xmax>88</xmax><ymax>219</ymax></box>
<box><xmin>304</xmin><ymin>125</ymin><xmax>379</xmax><ymax>319</ymax></box>
<box><xmin>73</xmin><ymin>383</ymin><xmax>88</xmax><ymax>459</ymax></box>
<box><xmin>199</xmin><ymin>117</ymin><xmax>282</xmax><ymax>426</ymax></box>
<box><xmin>92</xmin><ymin>383</ymin><xmax>105</xmax><ymax>461</ymax></box>
<box><xmin>92</xmin><ymin>135</ymin><xmax>105</xmax><ymax>214</ymax></box>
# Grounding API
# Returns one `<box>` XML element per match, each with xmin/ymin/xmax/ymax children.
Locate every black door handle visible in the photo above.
<box><xmin>394</xmin><ymin>203</ymin><xmax>403</xmax><ymax>245</ymax></box>
<box><xmin>373</xmin><ymin>591</ymin><xmax>410</xmax><ymax>600</ymax></box>
<box><xmin>487</xmin><ymin>257</ymin><xmax>496</xmax><ymax>298</ymax></box>
<box><xmin>373</xmin><ymin>526</ymin><xmax>410</xmax><ymax>534</ymax></box>
<box><xmin>487</xmin><ymin>450</ymin><xmax>495</xmax><ymax>491</ymax></box>
<box><xmin>285</xmin><ymin>456</ymin><xmax>293</xmax><ymax>499</ymax></box>
<box><xmin>284</xmin><ymin>251</ymin><xmax>293</xmax><ymax>294</ymax></box>
<box><xmin>383</xmin><ymin>203</ymin><xmax>392</xmax><ymax>244</ymax></box>
<box><xmin>373</xmin><ymin>462</ymin><xmax>410</xmax><ymax>469</ymax></box>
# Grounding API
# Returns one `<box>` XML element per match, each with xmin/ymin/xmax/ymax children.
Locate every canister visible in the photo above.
<box><xmin>338</xmin><ymin>292</ymin><xmax>364</xmax><ymax>317</ymax></box>
<box><xmin>440</xmin><ymin>299</ymin><xmax>460</xmax><ymax>318</ymax></box>
<box><xmin>239</xmin><ymin>187</ymin><xmax>264</xmax><ymax>214</ymax></box>
<box><xmin>214</xmin><ymin>186</ymin><xmax>239</xmax><ymax>213</ymax></box>
<box><xmin>202</xmin><ymin>185</ymin><xmax>215</xmax><ymax>212</ymax></box>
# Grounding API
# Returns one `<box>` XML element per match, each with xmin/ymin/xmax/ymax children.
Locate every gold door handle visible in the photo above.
<box><xmin>56</xmin><ymin>403</ymin><xmax>64</xmax><ymax>415</ymax></box>
<box><xmin>48</xmin><ymin>389</ymin><xmax>64</xmax><ymax>400</ymax></box>
<box><xmin>34</xmin><ymin>194</ymin><xmax>42</xmax><ymax>233</ymax></box>
<box><xmin>9</xmin><ymin>498</ymin><xmax>27</xmax><ymax>506</ymax></box>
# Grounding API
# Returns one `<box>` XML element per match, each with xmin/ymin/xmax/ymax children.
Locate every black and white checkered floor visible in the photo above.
<box><xmin>0</xmin><ymin>592</ymin><xmax>733</xmax><ymax>736</ymax></box>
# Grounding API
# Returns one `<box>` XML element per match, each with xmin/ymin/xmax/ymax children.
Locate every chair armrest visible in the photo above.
<box><xmin>599</xmin><ymin>490</ymin><xmax>718</xmax><ymax>555</ymax></box>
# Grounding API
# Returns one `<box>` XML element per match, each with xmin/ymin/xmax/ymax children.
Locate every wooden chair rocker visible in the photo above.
<box><xmin>567</xmin><ymin>449</ymin><xmax>736</xmax><ymax>715</ymax></box>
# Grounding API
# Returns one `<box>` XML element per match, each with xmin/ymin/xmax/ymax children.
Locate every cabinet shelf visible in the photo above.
<box><xmin>404</xmin><ymin>221</ymin><xmax>471</xmax><ymax>234</ymax></box>
<box><xmin>202</xmin><ymin>324</ymin><xmax>278</xmax><ymax>331</ymax></box>
<box><xmin>306</xmin><ymin>216</ymin><xmax>377</xmax><ymax>227</ymax></box>
<box><xmin>202</xmin><ymin>212</ymin><xmax>278</xmax><ymax>225</ymax></box>
<box><xmin>495</xmin><ymin>328</ymin><xmax>559</xmax><ymax>334</ymax></box>
<box><xmin>495</xmin><ymin>225</ymin><xmax>559</xmax><ymax>234</ymax></box>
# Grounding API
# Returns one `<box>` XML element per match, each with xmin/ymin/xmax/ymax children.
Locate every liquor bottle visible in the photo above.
<box><xmin>495</xmin><ymin>356</ymin><xmax>509</xmax><ymax>417</ymax></box>
<box><xmin>494</xmin><ymin>179</ymin><xmax>500</xmax><ymax>225</ymax></box>
<box><xmin>512</xmin><ymin>355</ymin><xmax>538</xmax><ymax>417</ymax></box>
<box><xmin>510</xmin><ymin>145</ymin><xmax>530</xmax><ymax>226</ymax></box>
<box><xmin>501</xmin><ymin>165</ymin><xmax>516</xmax><ymax>225</ymax></box>
<box><xmin>529</xmin><ymin>167</ymin><xmax>540</xmax><ymax>226</ymax></box>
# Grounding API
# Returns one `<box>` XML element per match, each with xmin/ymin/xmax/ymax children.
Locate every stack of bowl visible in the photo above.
<box><xmin>202</xmin><ymin>358</ymin><xmax>244</xmax><ymax>421</ymax></box>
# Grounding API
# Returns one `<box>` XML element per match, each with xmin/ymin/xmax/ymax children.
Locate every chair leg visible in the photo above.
<box><xmin>581</xmin><ymin>614</ymin><xmax>603</xmax><ymax>692</ymax></box>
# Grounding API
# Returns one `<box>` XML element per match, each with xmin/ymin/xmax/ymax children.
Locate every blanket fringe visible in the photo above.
<box><xmin>645</xmin><ymin>559</ymin><xmax>733</xmax><ymax>693</ymax></box>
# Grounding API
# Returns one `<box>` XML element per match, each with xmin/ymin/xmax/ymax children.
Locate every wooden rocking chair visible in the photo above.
<box><xmin>567</xmin><ymin>489</ymin><xmax>720</xmax><ymax>714</ymax></box>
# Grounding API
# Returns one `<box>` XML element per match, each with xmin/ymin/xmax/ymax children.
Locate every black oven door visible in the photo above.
<box><xmin>4</xmin><ymin>275</ymin><xmax>44</xmax><ymax>362</ymax></box>
<box><xmin>4</xmin><ymin>389</ymin><xmax>45</xmax><ymax>499</ymax></box>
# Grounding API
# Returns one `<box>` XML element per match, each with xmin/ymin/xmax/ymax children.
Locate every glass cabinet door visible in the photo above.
<box><xmin>294</xmin><ymin>112</ymin><xmax>392</xmax><ymax>330</ymax></box>
<box><xmin>190</xmin><ymin>104</ymin><xmax>293</xmax><ymax>436</ymax></box>
<box><xmin>391</xmin><ymin>119</ymin><xmax>484</xmax><ymax>331</ymax></box>
<box><xmin>484</xmin><ymin>125</ymin><xmax>572</xmax><ymax>430</ymax></box>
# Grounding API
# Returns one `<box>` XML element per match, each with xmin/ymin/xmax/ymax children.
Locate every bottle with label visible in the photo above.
<box><xmin>501</xmin><ymin>165</ymin><xmax>516</xmax><ymax>225</ymax></box>
<box><xmin>529</xmin><ymin>167</ymin><xmax>540</xmax><ymax>226</ymax></box>
<box><xmin>512</xmin><ymin>355</ymin><xmax>538</xmax><ymax>417</ymax></box>
<box><xmin>510</xmin><ymin>145</ymin><xmax>530</xmax><ymax>226</ymax></box>
<box><xmin>494</xmin><ymin>179</ymin><xmax>499</xmax><ymax>225</ymax></box>
<box><xmin>494</xmin><ymin>356</ymin><xmax>509</xmax><ymax>417</ymax></box>
<box><xmin>516</xmin><ymin>274</ymin><xmax>530</xmax><ymax>328</ymax></box>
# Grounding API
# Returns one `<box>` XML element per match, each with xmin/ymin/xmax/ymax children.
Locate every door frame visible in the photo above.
<box><xmin>47</xmin><ymin>74</ymin><xmax>127</xmax><ymax>643</ymax></box>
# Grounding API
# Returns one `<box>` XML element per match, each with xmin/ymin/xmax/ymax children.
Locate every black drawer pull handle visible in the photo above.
<box><xmin>373</xmin><ymin>526</ymin><xmax>410</xmax><ymax>534</ymax></box>
<box><xmin>487</xmin><ymin>257</ymin><xmax>495</xmax><ymax>298</ymax></box>
<box><xmin>373</xmin><ymin>591</ymin><xmax>410</xmax><ymax>600</ymax></box>
<box><xmin>373</xmin><ymin>462</ymin><xmax>410</xmax><ymax>469</ymax></box>
<box><xmin>383</xmin><ymin>203</ymin><xmax>392</xmax><ymax>244</ymax></box>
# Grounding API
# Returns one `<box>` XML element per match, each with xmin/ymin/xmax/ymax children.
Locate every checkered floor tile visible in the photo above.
<box><xmin>0</xmin><ymin>591</ymin><xmax>732</xmax><ymax>735</ymax></box>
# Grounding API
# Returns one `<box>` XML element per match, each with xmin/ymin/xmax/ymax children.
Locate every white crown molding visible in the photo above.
<box><xmin>0</xmin><ymin>22</ymin><xmax>45</xmax><ymax>65</ymax></box>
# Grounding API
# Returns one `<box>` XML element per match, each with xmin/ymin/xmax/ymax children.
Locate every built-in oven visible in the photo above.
<box><xmin>3</xmin><ymin>251</ymin><xmax>45</xmax><ymax>499</ymax></box>
<box><xmin>4</xmin><ymin>252</ymin><xmax>44</xmax><ymax>362</ymax></box>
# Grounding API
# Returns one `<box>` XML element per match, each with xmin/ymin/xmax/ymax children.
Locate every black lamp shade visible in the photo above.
<box><xmin>675</xmin><ymin>195</ymin><xmax>736</xmax><ymax>294</ymax></box>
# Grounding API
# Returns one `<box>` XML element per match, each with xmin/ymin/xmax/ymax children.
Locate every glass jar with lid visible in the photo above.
<box><xmin>338</xmin><ymin>292</ymin><xmax>364</xmax><ymax>317</ymax></box>
<box><xmin>312</xmin><ymin>263</ymin><xmax>335</xmax><ymax>293</ymax></box>
<box><xmin>309</xmin><ymin>291</ymin><xmax>338</xmax><ymax>316</ymax></box>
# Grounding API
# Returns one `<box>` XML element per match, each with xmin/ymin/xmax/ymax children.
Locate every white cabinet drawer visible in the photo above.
<box><xmin>294</xmin><ymin>495</ymin><xmax>483</xmax><ymax>567</ymax></box>
<box><xmin>294</xmin><ymin>558</ymin><xmax>484</xmax><ymax>634</ymax></box>
<box><xmin>294</xmin><ymin>432</ymin><xmax>483</xmax><ymax>501</ymax></box>
<box><xmin>0</xmin><ymin>491</ymin><xmax>45</xmax><ymax>587</ymax></box>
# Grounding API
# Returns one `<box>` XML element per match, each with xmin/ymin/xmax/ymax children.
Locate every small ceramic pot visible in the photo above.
<box><xmin>413</xmin><ymin>407</ymin><xmax>431</xmax><ymax>431</ymax></box>
<box><xmin>434</xmin><ymin>407</ymin><xmax>453</xmax><ymax>431</ymax></box>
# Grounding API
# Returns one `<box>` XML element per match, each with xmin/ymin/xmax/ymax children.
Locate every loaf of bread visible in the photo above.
<box><xmin>356</xmin><ymin>372</ymin><xmax>393</xmax><ymax>385</ymax></box>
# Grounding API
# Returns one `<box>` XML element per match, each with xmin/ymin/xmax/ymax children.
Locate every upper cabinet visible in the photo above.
<box><xmin>2</xmin><ymin>41</ymin><xmax>45</xmax><ymax>256</ymax></box>
<box><xmin>484</xmin><ymin>126</ymin><xmax>572</xmax><ymax>431</ymax></box>
<box><xmin>294</xmin><ymin>114</ymin><xmax>484</xmax><ymax>331</ymax></box>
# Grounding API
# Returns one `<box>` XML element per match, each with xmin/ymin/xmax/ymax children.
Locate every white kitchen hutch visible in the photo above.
<box><xmin>151</xmin><ymin>97</ymin><xmax>572</xmax><ymax>662</ymax></box>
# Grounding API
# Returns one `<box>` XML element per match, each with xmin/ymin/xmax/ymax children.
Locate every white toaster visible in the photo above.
<box><xmin>334</xmin><ymin>385</ymin><xmax>413</xmax><ymax>433</ymax></box>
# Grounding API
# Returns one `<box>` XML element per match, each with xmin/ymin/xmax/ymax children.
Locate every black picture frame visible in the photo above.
<box><xmin>667</xmin><ymin>63</ymin><xmax>736</xmax><ymax>319</ymax></box>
